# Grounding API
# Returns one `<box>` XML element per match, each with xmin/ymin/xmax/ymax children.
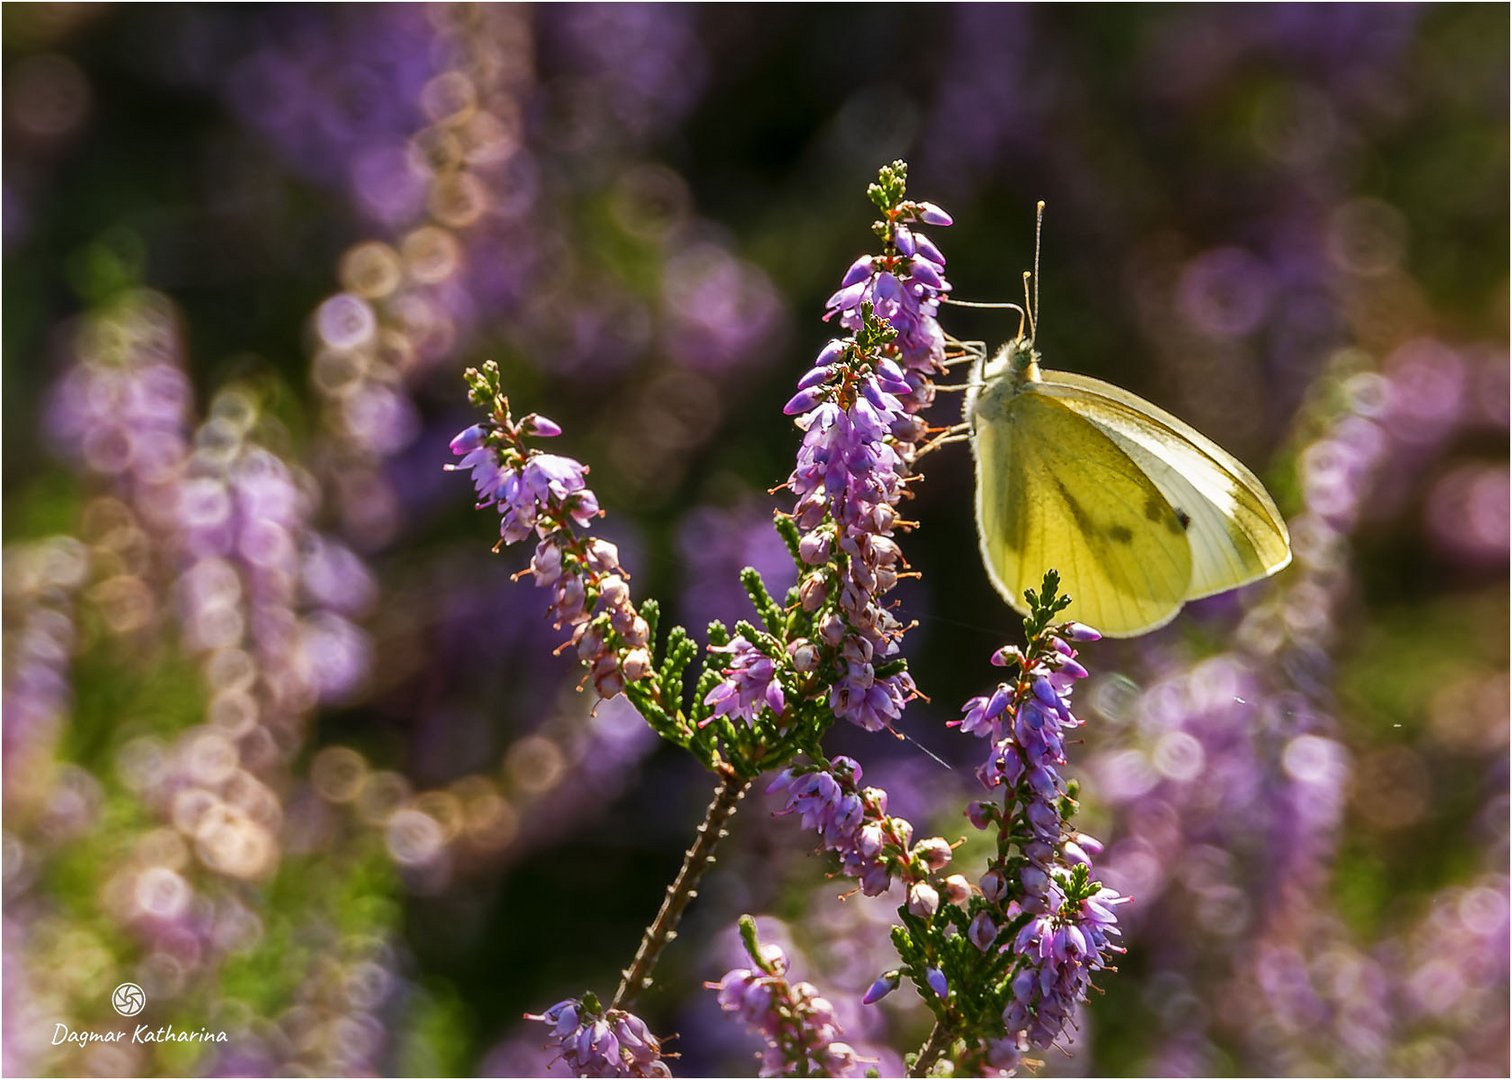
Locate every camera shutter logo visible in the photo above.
<box><xmin>111</xmin><ymin>982</ymin><xmax>146</xmax><ymax>1017</ymax></box>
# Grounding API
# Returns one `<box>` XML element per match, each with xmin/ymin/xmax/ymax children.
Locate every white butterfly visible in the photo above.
<box><xmin>958</xmin><ymin>204</ymin><xmax>1291</xmax><ymax>636</ymax></box>
<box><xmin>967</xmin><ymin>335</ymin><xmax>1292</xmax><ymax>636</ymax></box>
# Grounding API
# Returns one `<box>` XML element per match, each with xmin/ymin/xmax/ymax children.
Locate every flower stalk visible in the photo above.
<box><xmin>613</xmin><ymin>769</ymin><xmax>752</xmax><ymax>1010</ymax></box>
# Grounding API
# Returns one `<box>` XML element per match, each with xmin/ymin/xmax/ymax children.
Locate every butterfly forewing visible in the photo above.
<box><xmin>1033</xmin><ymin>370</ymin><xmax>1292</xmax><ymax>600</ymax></box>
<box><xmin>975</xmin><ymin>386</ymin><xmax>1194</xmax><ymax>636</ymax></box>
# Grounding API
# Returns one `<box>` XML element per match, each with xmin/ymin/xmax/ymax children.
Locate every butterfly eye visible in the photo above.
<box><xmin>1007</xmin><ymin>342</ymin><xmax>1039</xmax><ymax>379</ymax></box>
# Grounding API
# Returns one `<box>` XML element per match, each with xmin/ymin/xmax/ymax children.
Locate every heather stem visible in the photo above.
<box><xmin>910</xmin><ymin>1020</ymin><xmax>951</xmax><ymax>1077</ymax></box>
<box><xmin>612</xmin><ymin>769</ymin><xmax>752</xmax><ymax>1010</ymax></box>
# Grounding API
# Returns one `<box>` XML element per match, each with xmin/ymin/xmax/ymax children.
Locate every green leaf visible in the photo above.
<box><xmin>739</xmin><ymin>567</ymin><xmax>787</xmax><ymax>638</ymax></box>
<box><xmin>640</xmin><ymin>596</ymin><xmax>662</xmax><ymax>654</ymax></box>
<box><xmin>773</xmin><ymin>513</ymin><xmax>803</xmax><ymax>568</ymax></box>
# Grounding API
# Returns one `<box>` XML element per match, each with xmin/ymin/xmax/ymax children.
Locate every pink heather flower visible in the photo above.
<box><xmin>913</xmin><ymin>836</ymin><xmax>953</xmax><ymax>871</ymax></box>
<box><xmin>941</xmin><ymin>874</ymin><xmax>971</xmax><ymax>905</ymax></box>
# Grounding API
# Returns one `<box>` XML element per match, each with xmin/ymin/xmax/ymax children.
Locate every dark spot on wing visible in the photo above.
<box><xmin>1145</xmin><ymin>493</ymin><xmax>1189</xmax><ymax>536</ymax></box>
<box><xmin>1108</xmin><ymin>524</ymin><xmax>1134</xmax><ymax>544</ymax></box>
<box><xmin>1053</xmin><ymin>480</ymin><xmax>1095</xmax><ymax>534</ymax></box>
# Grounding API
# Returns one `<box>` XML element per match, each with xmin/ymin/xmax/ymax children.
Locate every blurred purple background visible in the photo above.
<box><xmin>3</xmin><ymin>5</ymin><xmax>1507</xmax><ymax>1076</ymax></box>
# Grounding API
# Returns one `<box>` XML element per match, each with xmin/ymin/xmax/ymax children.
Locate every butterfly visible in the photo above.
<box><xmin>959</xmin><ymin>207</ymin><xmax>1291</xmax><ymax>637</ymax></box>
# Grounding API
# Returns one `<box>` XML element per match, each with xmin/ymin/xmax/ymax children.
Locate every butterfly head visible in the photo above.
<box><xmin>991</xmin><ymin>337</ymin><xmax>1042</xmax><ymax>386</ymax></box>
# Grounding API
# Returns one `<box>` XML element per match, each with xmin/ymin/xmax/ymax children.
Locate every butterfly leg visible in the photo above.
<box><xmin>942</xmin><ymin>335</ymin><xmax>987</xmax><ymax>367</ymax></box>
<box><xmin>913</xmin><ymin>422</ymin><xmax>970</xmax><ymax>460</ymax></box>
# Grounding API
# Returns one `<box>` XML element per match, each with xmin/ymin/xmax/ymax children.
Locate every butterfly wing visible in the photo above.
<box><xmin>974</xmin><ymin>384</ymin><xmax>1194</xmax><ymax>636</ymax></box>
<box><xmin>1033</xmin><ymin>370</ymin><xmax>1292</xmax><ymax>600</ymax></box>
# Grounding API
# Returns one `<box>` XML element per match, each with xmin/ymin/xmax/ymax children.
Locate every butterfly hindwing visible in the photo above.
<box><xmin>1033</xmin><ymin>370</ymin><xmax>1292</xmax><ymax>600</ymax></box>
<box><xmin>975</xmin><ymin>384</ymin><xmax>1194</xmax><ymax>635</ymax></box>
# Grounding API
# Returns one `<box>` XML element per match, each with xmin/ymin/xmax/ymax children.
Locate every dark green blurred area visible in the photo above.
<box><xmin>3</xmin><ymin>5</ymin><xmax>1507</xmax><ymax>1077</ymax></box>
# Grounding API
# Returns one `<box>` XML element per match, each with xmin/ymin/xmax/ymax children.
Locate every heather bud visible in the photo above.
<box><xmin>969</xmin><ymin>910</ymin><xmax>998</xmax><ymax>952</ymax></box>
<box><xmin>798</xmin><ymin>529</ymin><xmax>831</xmax><ymax>565</ymax></box>
<box><xmin>450</xmin><ymin>423</ymin><xmax>488</xmax><ymax>454</ymax></box>
<box><xmin>966</xmin><ymin>801</ymin><xmax>995</xmax><ymax>830</ymax></box>
<box><xmin>862</xmin><ymin>972</ymin><xmax>901</xmax><ymax>1005</ymax></box>
<box><xmin>598</xmin><ymin>575</ymin><xmax>629</xmax><ymax>609</ymax></box>
<box><xmin>926</xmin><ymin>967</ymin><xmax>949</xmax><ymax>1000</ymax></box>
<box><xmin>907</xmin><ymin>882</ymin><xmax>940</xmax><ymax>918</ymax></box>
<box><xmin>991</xmin><ymin>645</ymin><xmax>1024</xmax><ymax>667</ymax></box>
<box><xmin>800</xmin><ymin>573</ymin><xmax>828</xmax><ymax>612</ymax></box>
<box><xmin>622</xmin><ymin>615</ymin><xmax>650</xmax><ymax>647</ymax></box>
<box><xmin>912</xmin><ymin>836</ymin><xmax>952</xmax><ymax>871</ymax></box>
<box><xmin>583</xmin><ymin>538</ymin><xmax>620</xmax><ymax>572</ymax></box>
<box><xmin>787</xmin><ymin>638</ymin><xmax>819</xmax><ymax>673</ymax></box>
<box><xmin>519</xmin><ymin>413</ymin><xmax>562</xmax><ymax>438</ymax></box>
<box><xmin>981</xmin><ymin>868</ymin><xmax>1007</xmax><ymax>903</ymax></box>
<box><xmin>575</xmin><ymin>623</ymin><xmax>606</xmax><ymax>662</ymax></box>
<box><xmin>942</xmin><ymin>874</ymin><xmax>971</xmax><ymax>905</ymax></box>
<box><xmin>913</xmin><ymin>201</ymin><xmax>953</xmax><ymax>226</ymax></box>
<box><xmin>814</xmin><ymin>337</ymin><xmax>848</xmax><ymax>366</ymax></box>
<box><xmin>591</xmin><ymin>653</ymin><xmax>624</xmax><ymax>698</ymax></box>
<box><xmin>783</xmin><ymin>387</ymin><xmax>826</xmax><ymax>416</ymax></box>
<box><xmin>622</xmin><ymin>648</ymin><xmax>652</xmax><ymax>682</ymax></box>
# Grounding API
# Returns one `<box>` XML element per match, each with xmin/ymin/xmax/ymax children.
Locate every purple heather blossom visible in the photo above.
<box><xmin>767</xmin><ymin>756</ymin><xmax>954</xmax><ymax>901</ymax></box>
<box><xmin>525</xmin><ymin>998</ymin><xmax>670</xmax><ymax>1078</ymax></box>
<box><xmin>957</xmin><ymin>635</ymin><xmax>1089</xmax><ymax>865</ymax></box>
<box><xmin>750</xmin><ymin>196</ymin><xmax>951</xmax><ymax>737</ymax></box>
<box><xmin>823</xmin><ymin>209</ymin><xmax>952</xmax><ymax>380</ymax></box>
<box><xmin>969</xmin><ymin>910</ymin><xmax>999</xmax><ymax>952</ymax></box>
<box><xmin>926</xmin><ymin>967</ymin><xmax>949</xmax><ymax>1000</ymax></box>
<box><xmin>1004</xmin><ymin>876</ymin><xmax>1129</xmax><ymax>1050</ymax></box>
<box><xmin>703</xmin><ymin>635</ymin><xmax>786</xmax><ymax>725</ymax></box>
<box><xmin>712</xmin><ymin>942</ymin><xmax>859</xmax><ymax>1078</ymax></box>
<box><xmin>951</xmin><ymin>619</ymin><xmax>1131</xmax><ymax>1055</ymax></box>
<box><xmin>449</xmin><ymin>388</ymin><xmax>649</xmax><ymax>700</ymax></box>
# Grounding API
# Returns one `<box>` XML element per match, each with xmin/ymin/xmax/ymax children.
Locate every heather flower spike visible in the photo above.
<box><xmin>448</xmin><ymin>363</ymin><xmax>653</xmax><ymax>704</ymax></box>
<box><xmin>894</xmin><ymin>571</ymin><xmax>1127</xmax><ymax>1075</ymax></box>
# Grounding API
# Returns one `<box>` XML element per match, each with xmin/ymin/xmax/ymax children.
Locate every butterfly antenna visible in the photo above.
<box><xmin>1021</xmin><ymin>271</ymin><xmax>1035</xmax><ymax>340</ymax></box>
<box><xmin>941</xmin><ymin>298</ymin><xmax>1026</xmax><ymax>315</ymax></box>
<box><xmin>941</xmin><ymin>297</ymin><xmax>1028</xmax><ymax>343</ymax></box>
<box><xmin>1033</xmin><ymin>199</ymin><xmax>1045</xmax><ymax>333</ymax></box>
